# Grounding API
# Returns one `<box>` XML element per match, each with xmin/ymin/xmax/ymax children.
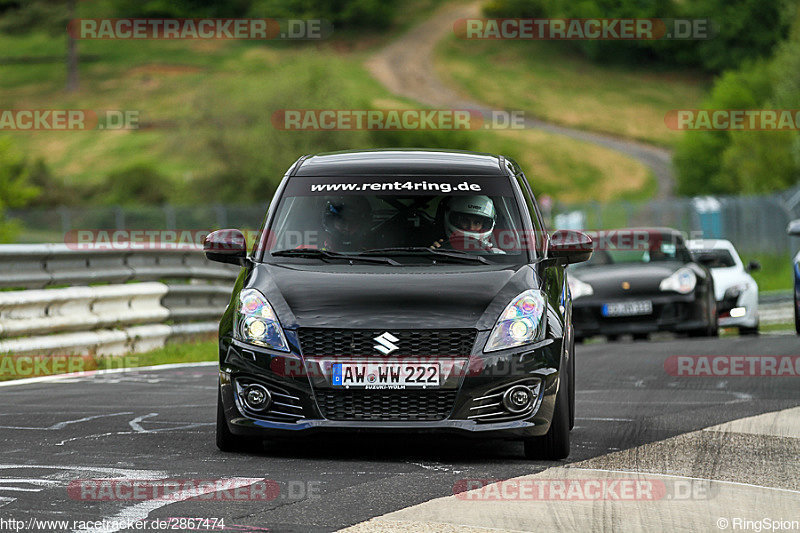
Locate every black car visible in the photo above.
<box><xmin>569</xmin><ymin>228</ymin><xmax>718</xmax><ymax>341</ymax></box>
<box><xmin>204</xmin><ymin>149</ymin><xmax>592</xmax><ymax>459</ymax></box>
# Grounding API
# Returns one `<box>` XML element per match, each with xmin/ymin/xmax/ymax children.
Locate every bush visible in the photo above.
<box><xmin>0</xmin><ymin>0</ymin><xmax>69</xmax><ymax>35</ymax></box>
<box><xmin>247</xmin><ymin>0</ymin><xmax>397</xmax><ymax>29</ymax></box>
<box><xmin>0</xmin><ymin>137</ymin><xmax>40</xmax><ymax>242</ymax></box>
<box><xmin>483</xmin><ymin>0</ymin><xmax>549</xmax><ymax>18</ymax></box>
<box><xmin>112</xmin><ymin>0</ymin><xmax>252</xmax><ymax>18</ymax></box>
<box><xmin>674</xmin><ymin>59</ymin><xmax>773</xmax><ymax>195</ymax></box>
<box><xmin>482</xmin><ymin>0</ymin><xmax>796</xmax><ymax>73</ymax></box>
<box><xmin>92</xmin><ymin>164</ymin><xmax>174</xmax><ymax>206</ymax></box>
<box><xmin>27</xmin><ymin>158</ymin><xmax>85</xmax><ymax>207</ymax></box>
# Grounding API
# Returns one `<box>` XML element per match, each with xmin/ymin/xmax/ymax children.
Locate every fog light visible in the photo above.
<box><xmin>243</xmin><ymin>384</ymin><xmax>271</xmax><ymax>412</ymax></box>
<box><xmin>730</xmin><ymin>307</ymin><xmax>746</xmax><ymax>318</ymax></box>
<box><xmin>502</xmin><ymin>385</ymin><xmax>534</xmax><ymax>413</ymax></box>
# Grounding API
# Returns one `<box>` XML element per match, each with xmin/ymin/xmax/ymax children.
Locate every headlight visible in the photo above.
<box><xmin>234</xmin><ymin>288</ymin><xmax>290</xmax><ymax>352</ymax></box>
<box><xmin>724</xmin><ymin>282</ymin><xmax>750</xmax><ymax>300</ymax></box>
<box><xmin>567</xmin><ymin>275</ymin><xmax>594</xmax><ymax>299</ymax></box>
<box><xmin>485</xmin><ymin>290</ymin><xmax>547</xmax><ymax>352</ymax></box>
<box><xmin>659</xmin><ymin>268</ymin><xmax>697</xmax><ymax>294</ymax></box>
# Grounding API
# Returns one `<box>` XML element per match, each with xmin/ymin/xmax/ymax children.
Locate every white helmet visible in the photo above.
<box><xmin>445</xmin><ymin>195</ymin><xmax>497</xmax><ymax>244</ymax></box>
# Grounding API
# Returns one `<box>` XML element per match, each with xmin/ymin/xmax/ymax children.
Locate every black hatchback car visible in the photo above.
<box><xmin>204</xmin><ymin>149</ymin><xmax>592</xmax><ymax>459</ymax></box>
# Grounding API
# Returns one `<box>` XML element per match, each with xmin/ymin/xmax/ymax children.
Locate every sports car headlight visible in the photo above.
<box><xmin>659</xmin><ymin>268</ymin><xmax>697</xmax><ymax>294</ymax></box>
<box><xmin>724</xmin><ymin>282</ymin><xmax>750</xmax><ymax>300</ymax></box>
<box><xmin>567</xmin><ymin>276</ymin><xmax>594</xmax><ymax>299</ymax></box>
<box><xmin>234</xmin><ymin>288</ymin><xmax>289</xmax><ymax>352</ymax></box>
<box><xmin>485</xmin><ymin>290</ymin><xmax>547</xmax><ymax>353</ymax></box>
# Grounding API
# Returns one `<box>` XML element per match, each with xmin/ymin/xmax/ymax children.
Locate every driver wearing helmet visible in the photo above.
<box><xmin>321</xmin><ymin>196</ymin><xmax>373</xmax><ymax>251</ymax></box>
<box><xmin>431</xmin><ymin>195</ymin><xmax>505</xmax><ymax>254</ymax></box>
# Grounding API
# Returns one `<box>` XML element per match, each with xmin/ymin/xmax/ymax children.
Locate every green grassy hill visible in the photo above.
<box><xmin>0</xmin><ymin>2</ymin><xmax>674</xmax><ymax>208</ymax></box>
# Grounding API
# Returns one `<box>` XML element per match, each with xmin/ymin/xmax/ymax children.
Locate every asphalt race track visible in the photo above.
<box><xmin>1</xmin><ymin>334</ymin><xmax>798</xmax><ymax>532</ymax></box>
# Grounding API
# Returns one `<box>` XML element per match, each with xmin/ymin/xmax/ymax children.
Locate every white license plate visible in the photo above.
<box><xmin>331</xmin><ymin>363</ymin><xmax>440</xmax><ymax>388</ymax></box>
<box><xmin>602</xmin><ymin>300</ymin><xmax>653</xmax><ymax>317</ymax></box>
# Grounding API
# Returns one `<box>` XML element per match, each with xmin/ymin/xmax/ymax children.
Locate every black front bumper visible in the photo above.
<box><xmin>218</xmin><ymin>332</ymin><xmax>564</xmax><ymax>440</ymax></box>
<box><xmin>572</xmin><ymin>293</ymin><xmax>708</xmax><ymax>338</ymax></box>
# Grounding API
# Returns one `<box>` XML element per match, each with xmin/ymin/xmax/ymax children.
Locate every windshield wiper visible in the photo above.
<box><xmin>360</xmin><ymin>247</ymin><xmax>490</xmax><ymax>265</ymax></box>
<box><xmin>270</xmin><ymin>249</ymin><xmax>399</xmax><ymax>266</ymax></box>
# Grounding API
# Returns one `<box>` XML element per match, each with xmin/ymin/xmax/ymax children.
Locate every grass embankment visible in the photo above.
<box><xmin>0</xmin><ymin>339</ymin><xmax>217</xmax><ymax>382</ymax></box>
<box><xmin>749</xmin><ymin>253</ymin><xmax>796</xmax><ymax>292</ymax></box>
<box><xmin>1</xmin><ymin>8</ymin><xmax>652</xmax><ymax>206</ymax></box>
<box><xmin>436</xmin><ymin>36</ymin><xmax>709</xmax><ymax>148</ymax></box>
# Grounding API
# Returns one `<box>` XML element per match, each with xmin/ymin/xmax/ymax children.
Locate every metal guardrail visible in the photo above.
<box><xmin>0</xmin><ymin>245</ymin><xmax>238</xmax><ymax>356</ymax></box>
<box><xmin>0</xmin><ymin>244</ymin><xmax>236</xmax><ymax>289</ymax></box>
<box><xmin>0</xmin><ymin>245</ymin><xmax>793</xmax><ymax>357</ymax></box>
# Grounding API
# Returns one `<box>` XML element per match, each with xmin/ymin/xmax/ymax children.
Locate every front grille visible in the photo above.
<box><xmin>297</xmin><ymin>329</ymin><xmax>476</xmax><ymax>357</ymax></box>
<box><xmin>315</xmin><ymin>390</ymin><xmax>458</xmax><ymax>421</ymax></box>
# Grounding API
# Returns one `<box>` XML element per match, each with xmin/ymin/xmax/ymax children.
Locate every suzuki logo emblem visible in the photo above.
<box><xmin>373</xmin><ymin>332</ymin><xmax>399</xmax><ymax>355</ymax></box>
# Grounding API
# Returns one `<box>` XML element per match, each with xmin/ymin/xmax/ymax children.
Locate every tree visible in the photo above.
<box><xmin>674</xmin><ymin>14</ymin><xmax>800</xmax><ymax>195</ymax></box>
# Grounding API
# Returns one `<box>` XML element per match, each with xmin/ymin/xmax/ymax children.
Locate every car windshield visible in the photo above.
<box><xmin>574</xmin><ymin>233</ymin><xmax>693</xmax><ymax>268</ymax></box>
<box><xmin>690</xmin><ymin>249</ymin><xmax>736</xmax><ymax>268</ymax></box>
<box><xmin>263</xmin><ymin>176</ymin><xmax>533</xmax><ymax>264</ymax></box>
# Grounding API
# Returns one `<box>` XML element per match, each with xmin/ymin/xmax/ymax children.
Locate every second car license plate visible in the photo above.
<box><xmin>602</xmin><ymin>300</ymin><xmax>653</xmax><ymax>317</ymax></box>
<box><xmin>331</xmin><ymin>362</ymin><xmax>440</xmax><ymax>388</ymax></box>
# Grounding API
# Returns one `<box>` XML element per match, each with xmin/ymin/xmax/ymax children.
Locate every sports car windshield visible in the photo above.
<box><xmin>690</xmin><ymin>249</ymin><xmax>736</xmax><ymax>268</ymax></box>
<box><xmin>575</xmin><ymin>236</ymin><xmax>693</xmax><ymax>268</ymax></box>
<box><xmin>264</xmin><ymin>176</ymin><xmax>534</xmax><ymax>264</ymax></box>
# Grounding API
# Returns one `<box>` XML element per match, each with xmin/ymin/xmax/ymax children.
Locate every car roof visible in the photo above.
<box><xmin>687</xmin><ymin>239</ymin><xmax>735</xmax><ymax>250</ymax></box>
<box><xmin>292</xmin><ymin>149</ymin><xmax>508</xmax><ymax>177</ymax></box>
<box><xmin>613</xmin><ymin>227</ymin><xmax>687</xmax><ymax>240</ymax></box>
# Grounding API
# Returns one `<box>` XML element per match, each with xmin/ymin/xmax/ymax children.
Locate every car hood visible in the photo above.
<box><xmin>249</xmin><ymin>262</ymin><xmax>538</xmax><ymax>330</ymax></box>
<box><xmin>571</xmin><ymin>262</ymin><xmax>686</xmax><ymax>296</ymax></box>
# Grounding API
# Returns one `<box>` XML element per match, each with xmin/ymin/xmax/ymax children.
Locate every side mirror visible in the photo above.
<box><xmin>203</xmin><ymin>229</ymin><xmax>247</xmax><ymax>265</ymax></box>
<box><xmin>550</xmin><ymin>230</ymin><xmax>593</xmax><ymax>264</ymax></box>
<box><xmin>746</xmin><ymin>260</ymin><xmax>761</xmax><ymax>273</ymax></box>
<box><xmin>788</xmin><ymin>219</ymin><xmax>800</xmax><ymax>237</ymax></box>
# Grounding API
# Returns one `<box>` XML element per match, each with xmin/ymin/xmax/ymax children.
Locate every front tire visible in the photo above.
<box><xmin>795</xmin><ymin>292</ymin><xmax>800</xmax><ymax>335</ymax></box>
<box><xmin>689</xmin><ymin>293</ymin><xmax>718</xmax><ymax>337</ymax></box>
<box><xmin>216</xmin><ymin>387</ymin><xmax>261</xmax><ymax>452</ymax></box>
<box><xmin>524</xmin><ymin>376</ymin><xmax>570</xmax><ymax>460</ymax></box>
<box><xmin>569</xmin><ymin>330</ymin><xmax>575</xmax><ymax>430</ymax></box>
